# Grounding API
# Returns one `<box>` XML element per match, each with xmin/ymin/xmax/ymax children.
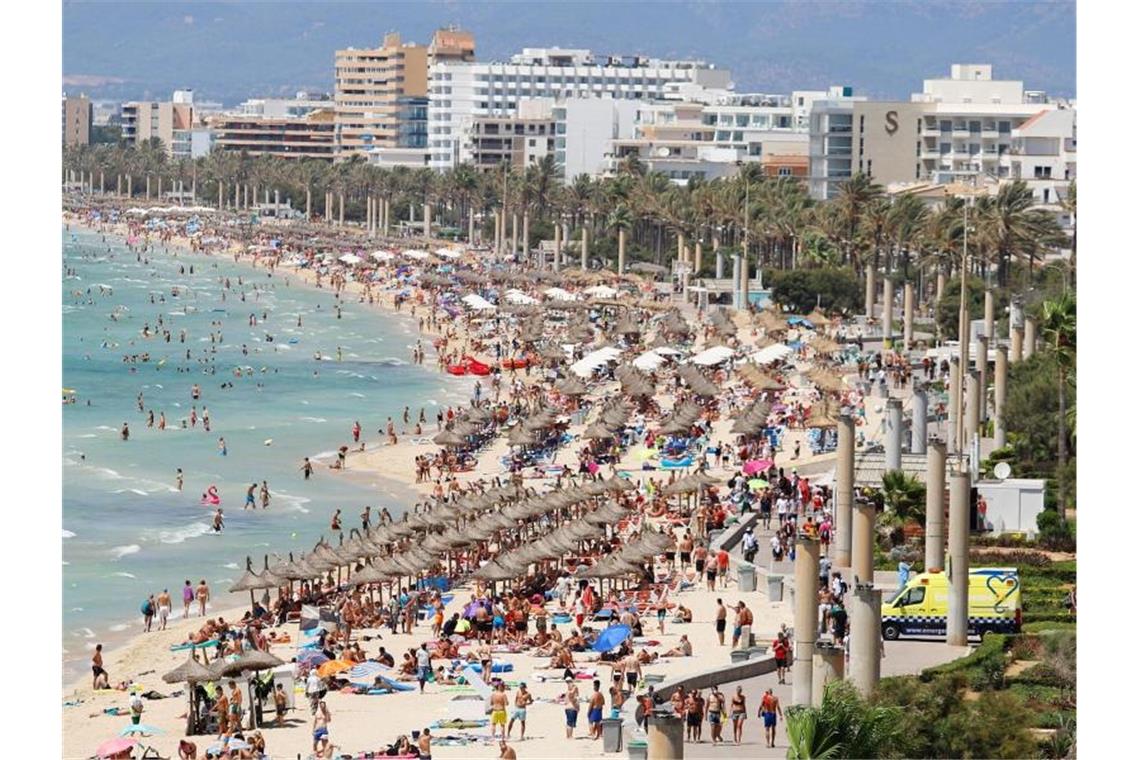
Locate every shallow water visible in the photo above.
<box><xmin>61</xmin><ymin>226</ymin><xmax>468</xmax><ymax>681</ymax></box>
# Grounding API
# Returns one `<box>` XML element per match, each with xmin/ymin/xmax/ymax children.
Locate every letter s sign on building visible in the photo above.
<box><xmin>885</xmin><ymin>110</ymin><xmax>899</xmax><ymax>136</ymax></box>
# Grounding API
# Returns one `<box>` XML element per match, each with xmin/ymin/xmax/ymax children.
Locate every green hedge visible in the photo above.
<box><xmin>1022</xmin><ymin>621</ymin><xmax>1076</xmax><ymax>633</ymax></box>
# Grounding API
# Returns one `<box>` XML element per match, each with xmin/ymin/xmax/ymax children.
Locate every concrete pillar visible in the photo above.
<box><xmin>1024</xmin><ymin>318</ymin><xmax>1037</xmax><ymax>359</ymax></box>
<box><xmin>553</xmin><ymin>223</ymin><xmax>562</xmax><ymax>272</ymax></box>
<box><xmin>676</xmin><ymin>232</ymin><xmax>685</xmax><ymax>268</ymax></box>
<box><xmin>100</xmin><ymin>171</ymin><xmax>105</xmax><ymax>194</ymax></box>
<box><xmin>511</xmin><ymin>213</ymin><xmax>519</xmax><ymax>255</ymax></box>
<box><xmin>366</xmin><ymin>197</ymin><xmax>373</xmax><ymax>233</ymax></box>
<box><xmin>964</xmin><ymin>370</ymin><xmax>980</xmax><ymax>451</ymax></box>
<box><xmin>947</xmin><ymin>357</ymin><xmax>961</xmax><ymax>454</ymax></box>
<box><xmin>145</xmin><ymin>175</ymin><xmax>151</xmax><ymax>199</ymax></box>
<box><xmin>117</xmin><ymin>175</ymin><xmax>122</xmax><ymax>197</ymax></box>
<box><xmin>994</xmin><ymin>346</ymin><xmax>1008</xmax><ymax>449</ymax></box>
<box><xmin>903</xmin><ymin>281</ymin><xmax>914</xmax><ymax>350</ymax></box>
<box><xmin>263</xmin><ymin>187</ymin><xmax>269</xmax><ymax>206</ymax></box>
<box><xmin>423</xmin><ymin>203</ymin><xmax>431</xmax><ymax>238</ymax></box>
<box><xmin>467</xmin><ymin>207</ymin><xmax>475</xmax><ymax>245</ymax></box>
<box><xmin>885</xmin><ymin>398</ymin><xmax>903</xmax><ymax>472</ymax></box>
<box><xmin>882</xmin><ymin>277</ymin><xmax>895</xmax><ymax>347</ymax></box>
<box><xmin>946</xmin><ymin>471</ymin><xmax>971</xmax><ymax>647</ymax></box>
<box><xmin>812</xmin><ymin>644</ymin><xmax>845</xmax><ymax>707</ymax></box>
<box><xmin>936</xmin><ymin>270</ymin><xmax>946</xmax><ymax>304</ymax></box>
<box><xmin>647</xmin><ymin>714</ymin><xmax>684</xmax><ymax>759</ymax></box>
<box><xmin>338</xmin><ymin>194</ymin><xmax>345</xmax><ymax>226</ymax></box>
<box><xmin>581</xmin><ymin>226</ymin><xmax>589</xmax><ymax>269</ymax></box>
<box><xmin>911</xmin><ymin>388</ymin><xmax>928</xmax><ymax>455</ymax></box>
<box><xmin>792</xmin><ymin>535</ymin><xmax>821</xmax><ymax>706</ymax></box>
<box><xmin>924</xmin><ymin>439</ymin><xmax>947</xmax><ymax>571</ymax></box>
<box><xmin>983</xmin><ymin>290</ymin><xmax>995</xmax><ymax>340</ymax></box>
<box><xmin>714</xmin><ymin>235</ymin><xmax>724</xmax><ymax>279</ymax></box>
<box><xmin>305</xmin><ymin>188</ymin><xmax>311</xmax><ymax>219</ymax></box>
<box><xmin>976</xmin><ymin>336</ymin><xmax>989</xmax><ymax>423</ymax></box>
<box><xmin>522</xmin><ymin>213</ymin><xmax>530</xmax><ymax>262</ymax></box>
<box><xmin>383</xmin><ymin>198</ymin><xmax>390</xmax><ymax>236</ymax></box>
<box><xmin>157</xmin><ymin>176</ymin><xmax>163</xmax><ymax>200</ymax></box>
<box><xmin>127</xmin><ymin>175</ymin><xmax>132</xmax><ymax>198</ymax></box>
<box><xmin>694</xmin><ymin>241</ymin><xmax>703</xmax><ymax>276</ymax></box>
<box><xmin>731</xmin><ymin>254</ymin><xmax>742</xmax><ymax>310</ymax></box>
<box><xmin>835</xmin><ymin>415</ymin><xmax>855</xmax><ymax>568</ymax></box>
<box><xmin>244</xmin><ymin>184</ymin><xmax>250</xmax><ymax>209</ymax></box>
<box><xmin>1010</xmin><ymin>325</ymin><xmax>1023</xmax><ymax>364</ymax></box>
<box><xmin>617</xmin><ymin>228</ymin><xmax>626</xmax><ymax>275</ymax></box>
<box><xmin>852</xmin><ymin>499</ymin><xmax>875</xmax><ymax>585</ymax></box>
<box><xmin>849</xmin><ymin>583</ymin><xmax>883</xmax><ymax>698</ymax></box>
<box><xmin>864</xmin><ymin>264</ymin><xmax>875</xmax><ymax>318</ymax></box>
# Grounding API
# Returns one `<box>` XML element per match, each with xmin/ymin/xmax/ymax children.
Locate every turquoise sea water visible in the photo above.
<box><xmin>62</xmin><ymin>226</ymin><xmax>467</xmax><ymax>681</ymax></box>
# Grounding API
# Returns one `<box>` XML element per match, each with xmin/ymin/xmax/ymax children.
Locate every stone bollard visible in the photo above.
<box><xmin>849</xmin><ymin>583</ymin><xmax>883</xmax><ymax>697</ymax></box>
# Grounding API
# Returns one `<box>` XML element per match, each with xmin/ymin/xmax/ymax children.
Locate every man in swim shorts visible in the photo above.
<box><xmin>759</xmin><ymin>688</ymin><xmax>782</xmax><ymax>747</ymax></box>
<box><xmin>587</xmin><ymin>679</ymin><xmax>605</xmax><ymax>739</ymax></box>
<box><xmin>312</xmin><ymin>699</ymin><xmax>330</xmax><ymax>754</ymax></box>
<box><xmin>489</xmin><ymin>682</ymin><xmax>509</xmax><ymax>740</ymax></box>
<box><xmin>507</xmin><ymin>682</ymin><xmax>534</xmax><ymax>740</ymax></box>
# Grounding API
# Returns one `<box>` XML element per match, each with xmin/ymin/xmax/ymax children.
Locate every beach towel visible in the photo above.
<box><xmin>464</xmin><ymin>660</ymin><xmax>513</xmax><ymax>674</ymax></box>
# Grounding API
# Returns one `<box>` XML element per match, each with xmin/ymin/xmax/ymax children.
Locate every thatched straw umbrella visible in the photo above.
<box><xmin>163</xmin><ymin>656</ymin><xmax>216</xmax><ymax>735</ymax></box>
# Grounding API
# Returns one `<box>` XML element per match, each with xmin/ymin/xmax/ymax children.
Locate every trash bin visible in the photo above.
<box><xmin>767</xmin><ymin>574</ymin><xmax>784</xmax><ymax>602</ymax></box>
<box><xmin>648</xmin><ymin>713</ymin><xmax>684</xmax><ymax>759</ymax></box>
<box><xmin>603</xmin><ymin>718</ymin><xmax>624</xmax><ymax>753</ymax></box>
<box><xmin>738</xmin><ymin>563</ymin><xmax>757</xmax><ymax>592</ymax></box>
<box><xmin>627</xmin><ymin>740</ymin><xmax>648</xmax><ymax>760</ymax></box>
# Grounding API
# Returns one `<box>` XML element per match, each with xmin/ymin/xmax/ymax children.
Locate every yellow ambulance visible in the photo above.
<box><xmin>881</xmin><ymin>567</ymin><xmax>1021</xmax><ymax>640</ymax></box>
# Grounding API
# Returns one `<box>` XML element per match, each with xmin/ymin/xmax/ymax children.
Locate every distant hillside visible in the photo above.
<box><xmin>62</xmin><ymin>0</ymin><xmax>1075</xmax><ymax>105</ymax></box>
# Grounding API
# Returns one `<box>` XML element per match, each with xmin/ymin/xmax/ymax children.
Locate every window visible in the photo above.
<box><xmin>1043</xmin><ymin>188</ymin><xmax>1050</xmax><ymax>203</ymax></box>
<box><xmin>859</xmin><ymin>115</ymin><xmax>865</xmax><ymax>133</ymax></box>
<box><xmin>895</xmin><ymin>587</ymin><xmax>926</xmax><ymax>607</ymax></box>
<box><xmin>1035</xmin><ymin>166</ymin><xmax>1052</xmax><ymax>179</ymax></box>
<box><xmin>778</xmin><ymin>167</ymin><xmax>791</xmax><ymax>177</ymax></box>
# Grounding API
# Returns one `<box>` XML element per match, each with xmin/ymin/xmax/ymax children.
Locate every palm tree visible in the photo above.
<box><xmin>1061</xmin><ymin>181</ymin><xmax>1076</xmax><ymax>287</ymax></box>
<box><xmin>786</xmin><ymin>681</ymin><xmax>906</xmax><ymax>759</ymax></box>
<box><xmin>835</xmin><ymin>172</ymin><xmax>884</xmax><ymax>269</ymax></box>
<box><xmin>880</xmin><ymin>471</ymin><xmax>926</xmax><ymax>524</ymax></box>
<box><xmin>974</xmin><ymin>180</ymin><xmax>1066</xmax><ymax>286</ymax></box>
<box><xmin>608</xmin><ymin>204</ymin><xmax>633</xmax><ymax>274</ymax></box>
<box><xmin>1039</xmin><ymin>291</ymin><xmax>1076</xmax><ymax>512</ymax></box>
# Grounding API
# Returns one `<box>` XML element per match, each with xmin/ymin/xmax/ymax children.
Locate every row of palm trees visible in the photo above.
<box><xmin>62</xmin><ymin>143</ymin><xmax>1072</xmax><ymax>288</ymax></box>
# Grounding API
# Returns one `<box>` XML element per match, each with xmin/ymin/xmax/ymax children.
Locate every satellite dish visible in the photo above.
<box><xmin>657</xmin><ymin>147</ymin><xmax>670</xmax><ymax>158</ymax></box>
<box><xmin>993</xmin><ymin>462</ymin><xmax>1011</xmax><ymax>480</ymax></box>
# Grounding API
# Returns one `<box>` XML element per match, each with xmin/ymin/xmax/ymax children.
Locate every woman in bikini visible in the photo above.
<box><xmin>730</xmin><ymin>685</ymin><xmax>747</xmax><ymax>744</ymax></box>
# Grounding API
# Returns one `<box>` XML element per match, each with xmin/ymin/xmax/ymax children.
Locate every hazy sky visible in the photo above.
<box><xmin>63</xmin><ymin>0</ymin><xmax>1076</xmax><ymax>104</ymax></box>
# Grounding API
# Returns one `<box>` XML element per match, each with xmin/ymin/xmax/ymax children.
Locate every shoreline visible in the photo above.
<box><xmin>61</xmin><ymin>217</ymin><xmax>469</xmax><ymax>683</ymax></box>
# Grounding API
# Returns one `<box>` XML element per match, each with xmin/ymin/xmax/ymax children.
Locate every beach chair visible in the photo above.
<box><xmin>139</xmin><ymin>747</ymin><xmax>169</xmax><ymax>760</ymax></box>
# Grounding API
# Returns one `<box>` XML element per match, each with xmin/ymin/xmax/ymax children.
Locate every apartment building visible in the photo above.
<box><xmin>63</xmin><ymin>94</ymin><xmax>92</xmax><ymax>146</ymax></box>
<box><xmin>552</xmin><ymin>98</ymin><xmax>641</xmax><ymax>180</ymax></box>
<box><xmin>121</xmin><ymin>97</ymin><xmax>196</xmax><ymax>158</ymax></box>
<box><xmin>335</xmin><ymin>28</ymin><xmax>473</xmax><ymax>160</ymax></box>
<box><xmin>809</xmin><ymin>65</ymin><xmax>1073</xmax><ymax>200</ymax></box>
<box><xmin>428</xmin><ymin>48</ymin><xmax>731</xmax><ymax>170</ymax></box>
<box><xmin>605</xmin><ymin>91</ymin><xmax>808</xmax><ymax>183</ymax></box>
<box><xmin>211</xmin><ymin>108</ymin><xmax>336</xmax><ymax>161</ymax></box>
<box><xmin>237</xmin><ymin>94</ymin><xmax>333</xmax><ymax>119</ymax></box>
<box><xmin>1008</xmin><ymin>108</ymin><xmax>1076</xmax><ymax>207</ymax></box>
<box><xmin>468</xmin><ymin>101</ymin><xmax>557</xmax><ymax>172</ymax></box>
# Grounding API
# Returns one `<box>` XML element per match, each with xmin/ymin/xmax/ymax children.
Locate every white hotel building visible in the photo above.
<box><xmin>603</xmin><ymin>87</ymin><xmax>822</xmax><ymax>184</ymax></box>
<box><xmin>427</xmin><ymin>48</ymin><xmax>731</xmax><ymax>170</ymax></box>
<box><xmin>809</xmin><ymin>65</ymin><xmax>1075</xmax><ymax>201</ymax></box>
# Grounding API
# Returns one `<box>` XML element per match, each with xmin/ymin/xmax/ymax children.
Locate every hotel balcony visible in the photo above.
<box><xmin>921</xmin><ymin>125</ymin><xmax>941</xmax><ymax>138</ymax></box>
<box><xmin>951</xmin><ymin>128</ymin><xmax>970</xmax><ymax>138</ymax></box>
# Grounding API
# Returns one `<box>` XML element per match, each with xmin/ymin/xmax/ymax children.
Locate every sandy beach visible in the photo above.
<box><xmin>62</xmin><ymin>201</ymin><xmax>931</xmax><ymax>760</ymax></box>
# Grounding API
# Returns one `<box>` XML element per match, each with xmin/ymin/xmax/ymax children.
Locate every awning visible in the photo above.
<box><xmin>749</xmin><ymin>343</ymin><xmax>794</xmax><ymax>365</ymax></box>
<box><xmin>402</xmin><ymin>249</ymin><xmax>430</xmax><ymax>261</ymax></box>
<box><xmin>544</xmin><ymin>287</ymin><xmax>579</xmax><ymax>302</ymax></box>
<box><xmin>569</xmin><ymin>346</ymin><xmax>623</xmax><ymax>378</ymax></box>
<box><xmin>434</xmin><ymin>248</ymin><xmax>461</xmax><ymax>259</ymax></box>
<box><xmin>583</xmin><ymin>285</ymin><xmax>619</xmax><ymax>298</ymax></box>
<box><xmin>689</xmin><ymin>345</ymin><xmax>735</xmax><ymax>366</ymax></box>
<box><xmin>505</xmin><ymin>289</ymin><xmax>539</xmax><ymax>305</ymax></box>
<box><xmin>338</xmin><ymin>253</ymin><xmax>363</xmax><ymax>265</ymax></box>
<box><xmin>461</xmin><ymin>293</ymin><xmax>496</xmax><ymax>312</ymax></box>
